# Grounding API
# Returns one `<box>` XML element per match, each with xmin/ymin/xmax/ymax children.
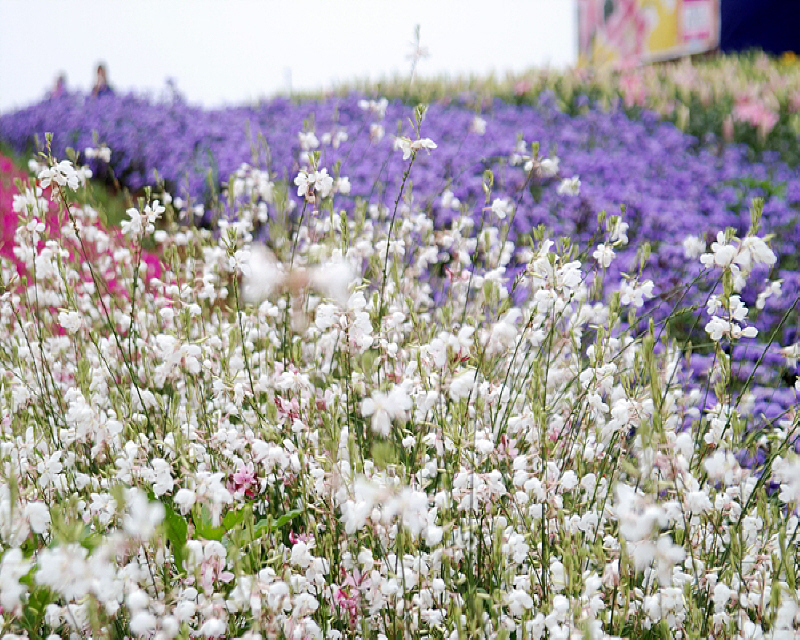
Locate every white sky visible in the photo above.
<box><xmin>0</xmin><ymin>0</ymin><xmax>577</xmax><ymax>112</ymax></box>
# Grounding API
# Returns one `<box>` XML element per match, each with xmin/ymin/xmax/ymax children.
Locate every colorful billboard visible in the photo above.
<box><xmin>578</xmin><ymin>0</ymin><xmax>720</xmax><ymax>67</ymax></box>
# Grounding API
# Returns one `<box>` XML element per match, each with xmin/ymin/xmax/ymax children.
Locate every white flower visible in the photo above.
<box><xmin>712</xmin><ymin>582</ymin><xmax>735</xmax><ymax>612</ymax></box>
<box><xmin>358</xmin><ymin>97</ymin><xmax>389</xmax><ymax>119</ymax></box>
<box><xmin>382</xmin><ymin>487</ymin><xmax>430</xmax><ymax>536</ymax></box>
<box><xmin>506</xmin><ymin>588</ymin><xmax>534</xmax><ymax>616</ymax></box>
<box><xmin>738</xmin><ymin>236</ymin><xmax>776</xmax><ymax>270</ymax></box>
<box><xmin>779</xmin><ymin>343</ymin><xmax>800</xmax><ymax>368</ymax></box>
<box><xmin>121</xmin><ymin>202</ymin><xmax>162</xmax><ymax>239</ymax></box>
<box><xmin>701</xmin><ymin>232</ymin><xmax>737</xmax><ymax>268</ymax></box>
<box><xmin>732</xmin><ymin>323</ymin><xmax>757</xmax><ymax>339</ymax></box>
<box><xmin>556</xmin><ymin>176</ymin><xmax>581</xmax><ymax>196</ymax></box>
<box><xmin>539</xmin><ymin>156</ymin><xmax>560</xmax><ymax>178</ymax></box>
<box><xmin>593</xmin><ymin>243</ymin><xmax>615</xmax><ymax>268</ymax></box>
<box><xmin>704</xmin><ymin>450</ymin><xmax>742</xmax><ymax>485</ymax></box>
<box><xmin>619</xmin><ymin>279</ymin><xmax>655</xmax><ymax>308</ymax></box>
<box><xmin>153</xmin><ymin>334</ymin><xmax>202</xmax><ymax>388</ymax></box>
<box><xmin>756</xmin><ymin>280</ymin><xmax>782</xmax><ymax>309</ymax></box>
<box><xmin>85</xmin><ymin>146</ymin><xmax>111</xmax><ymax>163</ymax></box>
<box><xmin>173</xmin><ymin>488</ymin><xmax>196</xmax><ymax>514</ymax></box>
<box><xmin>773</xmin><ymin>456</ymin><xmax>800</xmax><ymax>505</ymax></box>
<box><xmin>120</xmin><ymin>207</ymin><xmax>144</xmax><ymax>238</ymax></box>
<box><xmin>361</xmin><ymin>386</ymin><xmax>412</xmax><ymax>437</ymax></box>
<box><xmin>298</xmin><ymin>131</ymin><xmax>319</xmax><ymax>150</ymax></box>
<box><xmin>686</xmin><ymin>490</ymin><xmax>713</xmax><ymax>515</ymax></box>
<box><xmin>394</xmin><ymin>136</ymin><xmax>437</xmax><ymax>160</ymax></box>
<box><xmin>294</xmin><ymin>170</ymin><xmax>313</xmax><ymax>200</ymax></box>
<box><xmin>370</xmin><ymin>123</ymin><xmax>385</xmax><ymax>141</ymax></box>
<box><xmin>449</xmin><ymin>370</ymin><xmax>476</xmax><ymax>400</ymax></box>
<box><xmin>485</xmin><ymin>309</ymin><xmax>521</xmax><ymax>356</ymax></box>
<box><xmin>130</xmin><ymin>610</ymin><xmax>157</xmax><ymax>637</ymax></box>
<box><xmin>199</xmin><ymin>618</ymin><xmax>227</xmax><ymax>638</ymax></box>
<box><xmin>151</xmin><ymin>458</ymin><xmax>174</xmax><ymax>497</ymax></box>
<box><xmin>290</xmin><ymin>541</ymin><xmax>315</xmax><ymax>569</ymax></box>
<box><xmin>12</xmin><ymin>186</ymin><xmax>49</xmax><ymax>217</ymax></box>
<box><xmin>682</xmin><ymin>235</ymin><xmax>706</xmax><ymax>259</ymax></box>
<box><xmin>144</xmin><ymin>200</ymin><xmax>165</xmax><ymax>228</ymax></box>
<box><xmin>705</xmin><ymin>316</ymin><xmax>731</xmax><ymax>342</ymax></box>
<box><xmin>123</xmin><ymin>488</ymin><xmax>165</xmax><ymax>540</ymax></box>
<box><xmin>241</xmin><ymin>246</ymin><xmax>284</xmax><ymax>303</ymax></box>
<box><xmin>729</xmin><ymin>294</ymin><xmax>749</xmax><ymax>322</ymax></box>
<box><xmin>309</xmin><ymin>259</ymin><xmax>356</xmax><ymax>306</ymax></box>
<box><xmin>471</xmin><ymin>116</ymin><xmax>487</xmax><ymax>135</ymax></box>
<box><xmin>294</xmin><ymin>168</ymin><xmax>334</xmax><ymax>202</ymax></box>
<box><xmin>707</xmin><ymin>294</ymin><xmax>723</xmax><ymax>316</ymax></box>
<box><xmin>425</xmin><ymin>523</ymin><xmax>443</xmax><ymax>546</ymax></box>
<box><xmin>614</xmin><ymin>483</ymin><xmax>667</xmax><ymax>542</ymax></box>
<box><xmin>35</xmin><ymin>544</ymin><xmax>90</xmax><ymax>600</ymax></box>
<box><xmin>609</xmin><ymin>217</ymin><xmax>629</xmax><ymax>245</ymax></box>
<box><xmin>560</xmin><ymin>470</ymin><xmax>579</xmax><ymax>491</ymax></box>
<box><xmin>322</xmin><ymin>129</ymin><xmax>349</xmax><ymax>148</ymax></box>
<box><xmin>490</xmin><ymin>198</ymin><xmax>513</xmax><ymax>220</ymax></box>
<box><xmin>441</xmin><ymin>189</ymin><xmax>461</xmax><ymax>210</ymax></box>
<box><xmin>58</xmin><ymin>310</ymin><xmax>83</xmax><ymax>334</ymax></box>
<box><xmin>335</xmin><ymin>176</ymin><xmax>351</xmax><ymax>194</ymax></box>
<box><xmin>0</xmin><ymin>548</ymin><xmax>31</xmax><ymax>614</ymax></box>
<box><xmin>24</xmin><ymin>502</ymin><xmax>51</xmax><ymax>534</ymax></box>
<box><xmin>38</xmin><ymin>160</ymin><xmax>80</xmax><ymax>191</ymax></box>
<box><xmin>314</xmin><ymin>168</ymin><xmax>334</xmax><ymax>198</ymax></box>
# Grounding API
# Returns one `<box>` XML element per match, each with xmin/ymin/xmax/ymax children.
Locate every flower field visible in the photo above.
<box><xmin>0</xmin><ymin>54</ymin><xmax>799</xmax><ymax>639</ymax></box>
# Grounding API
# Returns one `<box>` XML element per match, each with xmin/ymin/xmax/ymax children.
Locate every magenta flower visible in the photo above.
<box><xmin>334</xmin><ymin>569</ymin><xmax>370</xmax><ymax>627</ymax></box>
<box><xmin>229</xmin><ymin>462</ymin><xmax>258</xmax><ymax>499</ymax></box>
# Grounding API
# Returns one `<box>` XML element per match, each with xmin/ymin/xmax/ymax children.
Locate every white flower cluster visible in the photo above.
<box><xmin>0</xmin><ymin>130</ymin><xmax>797</xmax><ymax>640</ymax></box>
<box><xmin>698</xmin><ymin>231</ymin><xmax>776</xmax><ymax>344</ymax></box>
<box><xmin>293</xmin><ymin>167</ymin><xmax>334</xmax><ymax>203</ymax></box>
<box><xmin>121</xmin><ymin>199</ymin><xmax>165</xmax><ymax>239</ymax></box>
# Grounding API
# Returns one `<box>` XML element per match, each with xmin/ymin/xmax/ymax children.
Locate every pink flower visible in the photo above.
<box><xmin>229</xmin><ymin>462</ymin><xmax>258</xmax><ymax>499</ymax></box>
<box><xmin>289</xmin><ymin>530</ymin><xmax>311</xmax><ymax>544</ymax></box>
<box><xmin>732</xmin><ymin>98</ymin><xmax>779</xmax><ymax>138</ymax></box>
<box><xmin>334</xmin><ymin>569</ymin><xmax>370</xmax><ymax>627</ymax></box>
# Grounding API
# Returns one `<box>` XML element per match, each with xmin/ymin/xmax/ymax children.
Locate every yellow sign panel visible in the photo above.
<box><xmin>579</xmin><ymin>0</ymin><xmax>719</xmax><ymax>67</ymax></box>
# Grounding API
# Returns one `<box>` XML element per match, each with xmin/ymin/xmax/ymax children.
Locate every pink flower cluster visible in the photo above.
<box><xmin>732</xmin><ymin>96</ymin><xmax>780</xmax><ymax>138</ymax></box>
<box><xmin>0</xmin><ymin>152</ymin><xmax>162</xmax><ymax>292</ymax></box>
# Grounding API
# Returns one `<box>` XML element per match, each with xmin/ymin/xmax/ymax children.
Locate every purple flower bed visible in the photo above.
<box><xmin>2</xmin><ymin>90</ymin><xmax>798</xmax><ymax>422</ymax></box>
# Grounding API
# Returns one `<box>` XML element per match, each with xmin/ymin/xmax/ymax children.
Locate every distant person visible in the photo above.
<box><xmin>91</xmin><ymin>63</ymin><xmax>114</xmax><ymax>97</ymax></box>
<box><xmin>49</xmin><ymin>73</ymin><xmax>67</xmax><ymax>98</ymax></box>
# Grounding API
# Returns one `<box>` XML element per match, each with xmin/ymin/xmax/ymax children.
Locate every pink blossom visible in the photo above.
<box><xmin>732</xmin><ymin>98</ymin><xmax>779</xmax><ymax>138</ymax></box>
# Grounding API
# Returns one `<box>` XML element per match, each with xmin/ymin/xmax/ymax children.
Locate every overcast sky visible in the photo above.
<box><xmin>0</xmin><ymin>0</ymin><xmax>577</xmax><ymax>113</ymax></box>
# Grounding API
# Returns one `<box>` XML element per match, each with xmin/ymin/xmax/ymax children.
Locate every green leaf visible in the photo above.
<box><xmin>163</xmin><ymin>502</ymin><xmax>188</xmax><ymax>573</ymax></box>
<box><xmin>21</xmin><ymin>584</ymin><xmax>53</xmax><ymax>634</ymax></box>
<box><xmin>252</xmin><ymin>518</ymin><xmax>272</xmax><ymax>538</ymax></box>
<box><xmin>273</xmin><ymin>508</ymin><xmax>303</xmax><ymax>530</ymax></box>
<box><xmin>222</xmin><ymin>508</ymin><xmax>247</xmax><ymax>530</ymax></box>
<box><xmin>250</xmin><ymin>509</ymin><xmax>303</xmax><ymax>541</ymax></box>
<box><xmin>195</xmin><ymin>519</ymin><xmax>225</xmax><ymax>542</ymax></box>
